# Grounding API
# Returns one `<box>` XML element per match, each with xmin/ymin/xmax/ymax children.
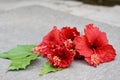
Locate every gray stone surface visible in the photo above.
<box><xmin>0</xmin><ymin>5</ymin><xmax>120</xmax><ymax>80</ymax></box>
<box><xmin>0</xmin><ymin>1</ymin><xmax>120</xmax><ymax>27</ymax></box>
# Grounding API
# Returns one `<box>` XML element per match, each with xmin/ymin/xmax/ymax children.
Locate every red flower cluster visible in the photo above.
<box><xmin>33</xmin><ymin>24</ymin><xmax>116</xmax><ymax>68</ymax></box>
<box><xmin>33</xmin><ymin>26</ymin><xmax>80</xmax><ymax>68</ymax></box>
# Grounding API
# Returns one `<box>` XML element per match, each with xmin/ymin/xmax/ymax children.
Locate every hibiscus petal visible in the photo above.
<box><xmin>43</xmin><ymin>26</ymin><xmax>60</xmax><ymax>44</ymax></box>
<box><xmin>60</xmin><ymin>27</ymin><xmax>80</xmax><ymax>41</ymax></box>
<box><xmin>71</xmin><ymin>27</ymin><xmax>80</xmax><ymax>37</ymax></box>
<box><xmin>85</xmin><ymin>44</ymin><xmax>116</xmax><ymax>67</ymax></box>
<box><xmin>84</xmin><ymin>24</ymin><xmax>100</xmax><ymax>45</ymax></box>
<box><xmin>74</xmin><ymin>51</ymin><xmax>84</xmax><ymax>59</ymax></box>
<box><xmin>96</xmin><ymin>44</ymin><xmax>116</xmax><ymax>63</ymax></box>
<box><xmin>61</xmin><ymin>27</ymin><xmax>74</xmax><ymax>40</ymax></box>
<box><xmin>94</xmin><ymin>32</ymin><xmax>108</xmax><ymax>47</ymax></box>
<box><xmin>74</xmin><ymin>36</ymin><xmax>93</xmax><ymax>57</ymax></box>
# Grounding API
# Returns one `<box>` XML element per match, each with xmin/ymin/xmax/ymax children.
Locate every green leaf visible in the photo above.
<box><xmin>0</xmin><ymin>45</ymin><xmax>36</xmax><ymax>59</ymax></box>
<box><xmin>40</xmin><ymin>62</ymin><xmax>63</xmax><ymax>76</ymax></box>
<box><xmin>8</xmin><ymin>54</ymin><xmax>39</xmax><ymax>70</ymax></box>
<box><xmin>0</xmin><ymin>45</ymin><xmax>39</xmax><ymax>70</ymax></box>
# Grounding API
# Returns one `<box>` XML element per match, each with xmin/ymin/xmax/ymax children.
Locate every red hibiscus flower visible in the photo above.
<box><xmin>47</xmin><ymin>46</ymin><xmax>74</xmax><ymax>68</ymax></box>
<box><xmin>74</xmin><ymin>24</ymin><xmax>116</xmax><ymax>67</ymax></box>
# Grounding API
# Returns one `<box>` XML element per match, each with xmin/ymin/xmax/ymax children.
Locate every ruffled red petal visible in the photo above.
<box><xmin>60</xmin><ymin>27</ymin><xmax>80</xmax><ymax>41</ymax></box>
<box><xmin>85</xmin><ymin>45</ymin><xmax>116</xmax><ymax>67</ymax></box>
<box><xmin>42</xmin><ymin>26</ymin><xmax>61</xmax><ymax>44</ymax></box>
<box><xmin>84</xmin><ymin>24</ymin><xmax>100</xmax><ymax>44</ymax></box>
<box><xmin>96</xmin><ymin>44</ymin><xmax>116</xmax><ymax>63</ymax></box>
<box><xmin>84</xmin><ymin>24</ymin><xmax>108</xmax><ymax>46</ymax></box>
<box><xmin>74</xmin><ymin>36</ymin><xmax>93</xmax><ymax>57</ymax></box>
<box><xmin>94</xmin><ymin>32</ymin><xmax>108</xmax><ymax>47</ymax></box>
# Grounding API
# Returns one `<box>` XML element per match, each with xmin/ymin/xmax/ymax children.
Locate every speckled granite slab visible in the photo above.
<box><xmin>0</xmin><ymin>5</ymin><xmax>120</xmax><ymax>80</ymax></box>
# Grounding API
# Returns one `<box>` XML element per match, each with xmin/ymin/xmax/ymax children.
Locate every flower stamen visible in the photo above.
<box><xmin>53</xmin><ymin>56</ymin><xmax>61</xmax><ymax>66</ymax></box>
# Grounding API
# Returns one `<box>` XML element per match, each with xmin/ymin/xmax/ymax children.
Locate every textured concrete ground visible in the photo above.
<box><xmin>0</xmin><ymin>0</ymin><xmax>120</xmax><ymax>27</ymax></box>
